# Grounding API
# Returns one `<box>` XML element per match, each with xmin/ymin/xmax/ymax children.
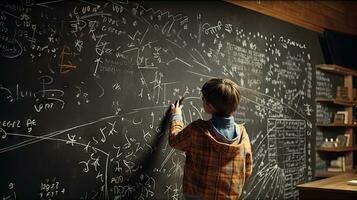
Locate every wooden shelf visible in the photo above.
<box><xmin>317</xmin><ymin>146</ymin><xmax>357</xmax><ymax>152</ymax></box>
<box><xmin>316</xmin><ymin>123</ymin><xmax>357</xmax><ymax>127</ymax></box>
<box><xmin>316</xmin><ymin>98</ymin><xmax>355</xmax><ymax>106</ymax></box>
<box><xmin>315</xmin><ymin>63</ymin><xmax>357</xmax><ymax>180</ymax></box>
<box><xmin>314</xmin><ymin>170</ymin><xmax>355</xmax><ymax>178</ymax></box>
<box><xmin>316</xmin><ymin>64</ymin><xmax>357</xmax><ymax>76</ymax></box>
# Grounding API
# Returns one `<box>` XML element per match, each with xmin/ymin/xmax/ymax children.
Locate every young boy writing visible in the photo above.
<box><xmin>169</xmin><ymin>78</ymin><xmax>253</xmax><ymax>200</ymax></box>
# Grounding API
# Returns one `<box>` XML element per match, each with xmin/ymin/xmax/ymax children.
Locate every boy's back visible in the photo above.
<box><xmin>169</xmin><ymin>119</ymin><xmax>252</xmax><ymax>200</ymax></box>
<box><xmin>168</xmin><ymin>78</ymin><xmax>253</xmax><ymax>199</ymax></box>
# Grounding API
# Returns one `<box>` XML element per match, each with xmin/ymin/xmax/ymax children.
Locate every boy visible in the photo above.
<box><xmin>169</xmin><ymin>78</ymin><xmax>253</xmax><ymax>200</ymax></box>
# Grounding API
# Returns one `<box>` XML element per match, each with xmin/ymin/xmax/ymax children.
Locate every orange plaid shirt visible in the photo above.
<box><xmin>169</xmin><ymin>119</ymin><xmax>253</xmax><ymax>200</ymax></box>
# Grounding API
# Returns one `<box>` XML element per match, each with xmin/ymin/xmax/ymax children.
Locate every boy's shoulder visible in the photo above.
<box><xmin>189</xmin><ymin>119</ymin><xmax>209</xmax><ymax>127</ymax></box>
<box><xmin>191</xmin><ymin>120</ymin><xmax>246</xmax><ymax>131</ymax></box>
<box><xmin>236</xmin><ymin>123</ymin><xmax>251</xmax><ymax>144</ymax></box>
<box><xmin>236</xmin><ymin>123</ymin><xmax>246</xmax><ymax>132</ymax></box>
<box><xmin>187</xmin><ymin>119</ymin><xmax>211</xmax><ymax>131</ymax></box>
<box><xmin>236</xmin><ymin>122</ymin><xmax>246</xmax><ymax>128</ymax></box>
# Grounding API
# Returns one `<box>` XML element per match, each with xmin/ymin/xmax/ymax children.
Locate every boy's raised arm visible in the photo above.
<box><xmin>168</xmin><ymin>102</ymin><xmax>192</xmax><ymax>151</ymax></box>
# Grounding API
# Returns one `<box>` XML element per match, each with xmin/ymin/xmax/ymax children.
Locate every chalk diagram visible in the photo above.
<box><xmin>0</xmin><ymin>1</ymin><xmax>315</xmax><ymax>199</ymax></box>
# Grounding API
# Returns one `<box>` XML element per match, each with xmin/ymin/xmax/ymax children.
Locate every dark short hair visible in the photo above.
<box><xmin>201</xmin><ymin>78</ymin><xmax>241</xmax><ymax>116</ymax></box>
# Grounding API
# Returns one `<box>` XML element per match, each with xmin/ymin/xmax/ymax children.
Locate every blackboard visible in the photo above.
<box><xmin>0</xmin><ymin>1</ymin><xmax>323</xmax><ymax>199</ymax></box>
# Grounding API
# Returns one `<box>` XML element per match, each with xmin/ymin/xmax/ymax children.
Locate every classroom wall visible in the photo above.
<box><xmin>0</xmin><ymin>1</ymin><xmax>323</xmax><ymax>199</ymax></box>
<box><xmin>228</xmin><ymin>1</ymin><xmax>357</xmax><ymax>35</ymax></box>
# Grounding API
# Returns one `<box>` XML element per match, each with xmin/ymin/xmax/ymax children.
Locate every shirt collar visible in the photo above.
<box><xmin>210</xmin><ymin>115</ymin><xmax>234</xmax><ymax>128</ymax></box>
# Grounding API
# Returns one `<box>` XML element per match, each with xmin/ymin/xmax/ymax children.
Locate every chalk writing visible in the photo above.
<box><xmin>39</xmin><ymin>178</ymin><xmax>65</xmax><ymax>200</ymax></box>
<box><xmin>0</xmin><ymin>1</ymin><xmax>318</xmax><ymax>199</ymax></box>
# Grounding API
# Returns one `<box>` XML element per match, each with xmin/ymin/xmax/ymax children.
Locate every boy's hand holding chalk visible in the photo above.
<box><xmin>171</xmin><ymin>96</ymin><xmax>185</xmax><ymax>115</ymax></box>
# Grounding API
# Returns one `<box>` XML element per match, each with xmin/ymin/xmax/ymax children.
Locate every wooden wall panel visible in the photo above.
<box><xmin>227</xmin><ymin>0</ymin><xmax>357</xmax><ymax>35</ymax></box>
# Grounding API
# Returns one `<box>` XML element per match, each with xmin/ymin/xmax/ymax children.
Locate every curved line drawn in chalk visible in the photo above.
<box><xmin>0</xmin><ymin>128</ymin><xmax>7</xmax><ymax>139</ymax></box>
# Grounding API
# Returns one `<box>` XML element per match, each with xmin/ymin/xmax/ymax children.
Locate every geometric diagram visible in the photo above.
<box><xmin>267</xmin><ymin>118</ymin><xmax>306</xmax><ymax>200</ymax></box>
<box><xmin>242</xmin><ymin>118</ymin><xmax>307</xmax><ymax>200</ymax></box>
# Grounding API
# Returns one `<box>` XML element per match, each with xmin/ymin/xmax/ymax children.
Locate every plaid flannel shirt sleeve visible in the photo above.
<box><xmin>243</xmin><ymin>126</ymin><xmax>253</xmax><ymax>179</ymax></box>
<box><xmin>168</xmin><ymin>113</ymin><xmax>192</xmax><ymax>151</ymax></box>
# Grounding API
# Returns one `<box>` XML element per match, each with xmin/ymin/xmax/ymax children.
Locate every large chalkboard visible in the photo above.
<box><xmin>0</xmin><ymin>1</ymin><xmax>323</xmax><ymax>199</ymax></box>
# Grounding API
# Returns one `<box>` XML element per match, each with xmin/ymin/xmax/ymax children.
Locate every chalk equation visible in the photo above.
<box><xmin>0</xmin><ymin>0</ymin><xmax>319</xmax><ymax>199</ymax></box>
